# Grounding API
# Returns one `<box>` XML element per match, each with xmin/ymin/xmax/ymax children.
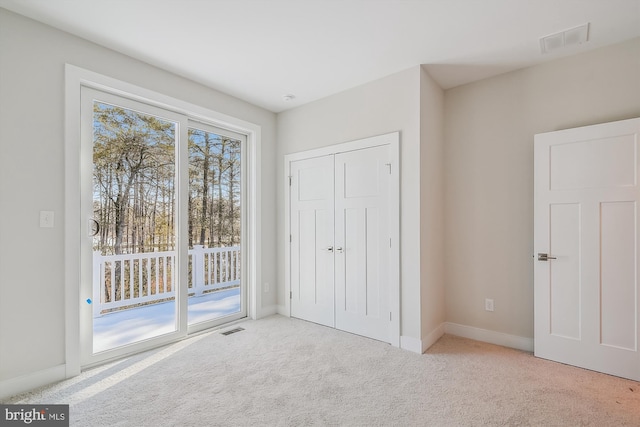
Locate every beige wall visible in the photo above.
<box><xmin>0</xmin><ymin>9</ymin><xmax>277</xmax><ymax>385</ymax></box>
<box><xmin>3</xmin><ymin>2</ymin><xmax>639</xmax><ymax>397</ymax></box>
<box><xmin>277</xmin><ymin>66</ymin><xmax>426</xmax><ymax>341</ymax></box>
<box><xmin>277</xmin><ymin>65</ymin><xmax>446</xmax><ymax>347</ymax></box>
<box><xmin>444</xmin><ymin>37</ymin><xmax>640</xmax><ymax>339</ymax></box>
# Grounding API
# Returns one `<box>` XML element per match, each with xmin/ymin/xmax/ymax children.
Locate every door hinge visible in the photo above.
<box><xmin>385</xmin><ymin>163</ymin><xmax>392</xmax><ymax>174</ymax></box>
<box><xmin>389</xmin><ymin>238</ymin><xmax>392</xmax><ymax>248</ymax></box>
<box><xmin>389</xmin><ymin>312</ymin><xmax>392</xmax><ymax>321</ymax></box>
<box><xmin>290</xmin><ymin>234</ymin><xmax>292</xmax><ymax>243</ymax></box>
<box><xmin>290</xmin><ymin>291</ymin><xmax>292</xmax><ymax>299</ymax></box>
<box><xmin>289</xmin><ymin>175</ymin><xmax>292</xmax><ymax>186</ymax></box>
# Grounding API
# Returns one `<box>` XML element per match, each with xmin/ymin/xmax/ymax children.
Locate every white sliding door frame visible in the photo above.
<box><xmin>284</xmin><ymin>132</ymin><xmax>400</xmax><ymax>347</ymax></box>
<box><xmin>65</xmin><ymin>64</ymin><xmax>262</xmax><ymax>375</ymax></box>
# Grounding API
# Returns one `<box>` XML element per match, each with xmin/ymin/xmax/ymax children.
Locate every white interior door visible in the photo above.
<box><xmin>534</xmin><ymin>117</ymin><xmax>640</xmax><ymax>380</ymax></box>
<box><xmin>290</xmin><ymin>155</ymin><xmax>335</xmax><ymax>327</ymax></box>
<box><xmin>335</xmin><ymin>145</ymin><xmax>390</xmax><ymax>341</ymax></box>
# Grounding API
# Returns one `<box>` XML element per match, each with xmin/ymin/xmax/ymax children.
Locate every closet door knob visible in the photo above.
<box><xmin>537</xmin><ymin>253</ymin><xmax>556</xmax><ymax>261</ymax></box>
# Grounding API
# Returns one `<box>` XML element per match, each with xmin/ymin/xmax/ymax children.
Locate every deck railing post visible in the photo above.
<box><xmin>93</xmin><ymin>251</ymin><xmax>102</xmax><ymax>318</ymax></box>
<box><xmin>193</xmin><ymin>245</ymin><xmax>205</xmax><ymax>296</ymax></box>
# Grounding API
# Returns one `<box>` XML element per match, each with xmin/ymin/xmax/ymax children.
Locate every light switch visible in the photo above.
<box><xmin>40</xmin><ymin>211</ymin><xmax>54</xmax><ymax>228</ymax></box>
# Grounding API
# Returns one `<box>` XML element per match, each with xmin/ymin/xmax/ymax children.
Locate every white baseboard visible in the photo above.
<box><xmin>444</xmin><ymin>322</ymin><xmax>533</xmax><ymax>352</ymax></box>
<box><xmin>421</xmin><ymin>323</ymin><xmax>445</xmax><ymax>353</ymax></box>
<box><xmin>400</xmin><ymin>335</ymin><xmax>423</xmax><ymax>354</ymax></box>
<box><xmin>257</xmin><ymin>305</ymin><xmax>278</xmax><ymax>318</ymax></box>
<box><xmin>400</xmin><ymin>324</ymin><xmax>446</xmax><ymax>354</ymax></box>
<box><xmin>276</xmin><ymin>305</ymin><xmax>288</xmax><ymax>316</ymax></box>
<box><xmin>0</xmin><ymin>364</ymin><xmax>67</xmax><ymax>401</ymax></box>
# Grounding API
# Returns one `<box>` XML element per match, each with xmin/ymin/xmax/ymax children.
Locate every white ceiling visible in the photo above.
<box><xmin>1</xmin><ymin>0</ymin><xmax>639</xmax><ymax>112</ymax></box>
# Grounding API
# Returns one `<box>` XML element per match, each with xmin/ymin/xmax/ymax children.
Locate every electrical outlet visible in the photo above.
<box><xmin>485</xmin><ymin>298</ymin><xmax>494</xmax><ymax>312</ymax></box>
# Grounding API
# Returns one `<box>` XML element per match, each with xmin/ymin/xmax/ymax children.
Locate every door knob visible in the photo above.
<box><xmin>325</xmin><ymin>246</ymin><xmax>334</xmax><ymax>253</ymax></box>
<box><xmin>537</xmin><ymin>253</ymin><xmax>557</xmax><ymax>261</ymax></box>
<box><xmin>336</xmin><ymin>247</ymin><xmax>343</xmax><ymax>253</ymax></box>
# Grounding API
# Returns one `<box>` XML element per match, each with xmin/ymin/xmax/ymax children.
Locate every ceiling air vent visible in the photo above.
<box><xmin>540</xmin><ymin>23</ymin><xmax>589</xmax><ymax>54</ymax></box>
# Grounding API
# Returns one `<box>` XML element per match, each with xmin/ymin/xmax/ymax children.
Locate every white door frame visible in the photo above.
<box><xmin>64</xmin><ymin>64</ymin><xmax>262</xmax><ymax>375</ymax></box>
<box><xmin>284</xmin><ymin>132</ymin><xmax>400</xmax><ymax>347</ymax></box>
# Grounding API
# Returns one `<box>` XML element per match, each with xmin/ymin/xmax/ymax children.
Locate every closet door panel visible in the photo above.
<box><xmin>289</xmin><ymin>155</ymin><xmax>335</xmax><ymax>327</ymax></box>
<box><xmin>335</xmin><ymin>145</ymin><xmax>391</xmax><ymax>341</ymax></box>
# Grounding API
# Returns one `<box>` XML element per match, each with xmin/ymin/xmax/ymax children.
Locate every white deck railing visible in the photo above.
<box><xmin>93</xmin><ymin>245</ymin><xmax>240</xmax><ymax>317</ymax></box>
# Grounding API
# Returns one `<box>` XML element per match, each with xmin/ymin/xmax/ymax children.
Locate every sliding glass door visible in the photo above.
<box><xmin>187</xmin><ymin>123</ymin><xmax>244</xmax><ymax>326</ymax></box>
<box><xmin>80</xmin><ymin>87</ymin><xmax>246</xmax><ymax>366</ymax></box>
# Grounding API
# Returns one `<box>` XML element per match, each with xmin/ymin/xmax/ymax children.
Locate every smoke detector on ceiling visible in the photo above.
<box><xmin>540</xmin><ymin>23</ymin><xmax>589</xmax><ymax>54</ymax></box>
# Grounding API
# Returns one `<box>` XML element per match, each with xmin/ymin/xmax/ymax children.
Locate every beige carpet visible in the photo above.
<box><xmin>5</xmin><ymin>315</ymin><xmax>640</xmax><ymax>426</ymax></box>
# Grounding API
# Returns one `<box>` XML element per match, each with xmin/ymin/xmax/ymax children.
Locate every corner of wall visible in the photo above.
<box><xmin>418</xmin><ymin>65</ymin><xmax>447</xmax><ymax>340</ymax></box>
<box><xmin>445</xmin><ymin>322</ymin><xmax>534</xmax><ymax>352</ymax></box>
<box><xmin>400</xmin><ymin>335</ymin><xmax>424</xmax><ymax>354</ymax></box>
<box><xmin>276</xmin><ymin>305</ymin><xmax>288</xmax><ymax>316</ymax></box>
<box><xmin>421</xmin><ymin>323</ymin><xmax>446</xmax><ymax>353</ymax></box>
<box><xmin>257</xmin><ymin>305</ymin><xmax>278</xmax><ymax>318</ymax></box>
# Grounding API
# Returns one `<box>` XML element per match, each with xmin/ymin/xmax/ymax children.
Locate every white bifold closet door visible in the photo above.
<box><xmin>290</xmin><ymin>154</ymin><xmax>336</xmax><ymax>327</ymax></box>
<box><xmin>290</xmin><ymin>144</ymin><xmax>391</xmax><ymax>343</ymax></box>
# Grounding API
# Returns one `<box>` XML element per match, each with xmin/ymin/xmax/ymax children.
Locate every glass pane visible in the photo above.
<box><xmin>187</xmin><ymin>127</ymin><xmax>242</xmax><ymax>325</ymax></box>
<box><xmin>92</xmin><ymin>101</ymin><xmax>177</xmax><ymax>353</ymax></box>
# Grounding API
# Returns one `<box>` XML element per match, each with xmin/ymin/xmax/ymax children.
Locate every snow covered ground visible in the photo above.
<box><xmin>93</xmin><ymin>287</ymin><xmax>241</xmax><ymax>353</ymax></box>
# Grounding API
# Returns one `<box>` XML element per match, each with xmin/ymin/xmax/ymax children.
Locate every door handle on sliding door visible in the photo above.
<box><xmin>325</xmin><ymin>246</ymin><xmax>334</xmax><ymax>253</ymax></box>
<box><xmin>88</xmin><ymin>218</ymin><xmax>100</xmax><ymax>237</ymax></box>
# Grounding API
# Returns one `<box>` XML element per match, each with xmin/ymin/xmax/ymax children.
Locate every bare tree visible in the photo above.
<box><xmin>93</xmin><ymin>102</ymin><xmax>175</xmax><ymax>255</ymax></box>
